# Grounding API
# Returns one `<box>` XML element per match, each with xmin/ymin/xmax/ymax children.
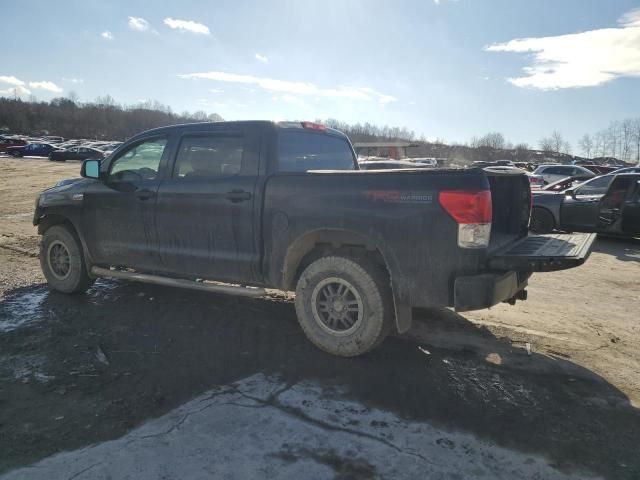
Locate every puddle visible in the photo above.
<box><xmin>0</xmin><ymin>289</ymin><xmax>48</xmax><ymax>333</ymax></box>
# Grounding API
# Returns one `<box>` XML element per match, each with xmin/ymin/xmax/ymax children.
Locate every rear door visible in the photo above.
<box><xmin>598</xmin><ymin>175</ymin><xmax>640</xmax><ymax>235</ymax></box>
<box><xmin>560</xmin><ymin>175</ymin><xmax>614</xmax><ymax>231</ymax></box>
<box><xmin>153</xmin><ymin>124</ymin><xmax>262</xmax><ymax>283</ymax></box>
<box><xmin>83</xmin><ymin>135</ymin><xmax>171</xmax><ymax>270</ymax></box>
<box><xmin>621</xmin><ymin>178</ymin><xmax>640</xmax><ymax>236</ymax></box>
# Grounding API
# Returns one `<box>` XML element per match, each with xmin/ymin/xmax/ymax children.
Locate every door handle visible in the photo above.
<box><xmin>136</xmin><ymin>189</ymin><xmax>156</xmax><ymax>201</ymax></box>
<box><xmin>225</xmin><ymin>190</ymin><xmax>251</xmax><ymax>203</ymax></box>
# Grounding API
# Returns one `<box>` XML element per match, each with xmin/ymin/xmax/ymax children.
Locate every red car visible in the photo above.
<box><xmin>0</xmin><ymin>137</ymin><xmax>27</xmax><ymax>153</ymax></box>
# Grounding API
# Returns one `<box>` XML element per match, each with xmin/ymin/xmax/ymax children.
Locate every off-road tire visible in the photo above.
<box><xmin>40</xmin><ymin>225</ymin><xmax>94</xmax><ymax>293</ymax></box>
<box><xmin>530</xmin><ymin>207</ymin><xmax>555</xmax><ymax>234</ymax></box>
<box><xmin>295</xmin><ymin>255</ymin><xmax>393</xmax><ymax>357</ymax></box>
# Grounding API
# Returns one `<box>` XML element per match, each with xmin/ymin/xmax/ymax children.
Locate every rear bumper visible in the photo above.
<box><xmin>454</xmin><ymin>271</ymin><xmax>529</xmax><ymax>312</ymax></box>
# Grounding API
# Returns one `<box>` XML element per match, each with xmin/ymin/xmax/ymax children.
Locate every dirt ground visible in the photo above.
<box><xmin>1</xmin><ymin>156</ymin><xmax>639</xmax><ymax>479</ymax></box>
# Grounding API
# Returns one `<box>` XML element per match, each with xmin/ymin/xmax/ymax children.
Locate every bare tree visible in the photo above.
<box><xmin>633</xmin><ymin>118</ymin><xmax>640</xmax><ymax>164</ymax></box>
<box><xmin>540</xmin><ymin>131</ymin><xmax>571</xmax><ymax>155</ymax></box>
<box><xmin>539</xmin><ymin>136</ymin><xmax>554</xmax><ymax>152</ymax></box>
<box><xmin>578</xmin><ymin>133</ymin><xmax>593</xmax><ymax>158</ymax></box>
<box><xmin>514</xmin><ymin>142</ymin><xmax>530</xmax><ymax>161</ymax></box>
<box><xmin>620</xmin><ymin>119</ymin><xmax>634</xmax><ymax>162</ymax></box>
<box><xmin>606</xmin><ymin>121</ymin><xmax>621</xmax><ymax>159</ymax></box>
<box><xmin>477</xmin><ymin>132</ymin><xmax>505</xmax><ymax>149</ymax></box>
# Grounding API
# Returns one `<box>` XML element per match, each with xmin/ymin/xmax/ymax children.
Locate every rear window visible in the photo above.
<box><xmin>278</xmin><ymin>131</ymin><xmax>355</xmax><ymax>172</ymax></box>
<box><xmin>543</xmin><ymin>166</ymin><xmax>570</xmax><ymax>175</ymax></box>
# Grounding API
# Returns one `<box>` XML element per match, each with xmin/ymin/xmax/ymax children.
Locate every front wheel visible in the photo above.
<box><xmin>295</xmin><ymin>255</ymin><xmax>393</xmax><ymax>357</ymax></box>
<box><xmin>40</xmin><ymin>225</ymin><xmax>94</xmax><ymax>293</ymax></box>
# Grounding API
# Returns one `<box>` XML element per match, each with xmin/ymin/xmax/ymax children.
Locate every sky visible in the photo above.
<box><xmin>2</xmin><ymin>0</ymin><xmax>640</xmax><ymax>148</ymax></box>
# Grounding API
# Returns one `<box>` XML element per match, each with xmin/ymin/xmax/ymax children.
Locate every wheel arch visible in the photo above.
<box><xmin>531</xmin><ymin>205</ymin><xmax>558</xmax><ymax>231</ymax></box>
<box><xmin>282</xmin><ymin>228</ymin><xmax>411</xmax><ymax>333</ymax></box>
<box><xmin>37</xmin><ymin>213</ymin><xmax>94</xmax><ymax>276</ymax></box>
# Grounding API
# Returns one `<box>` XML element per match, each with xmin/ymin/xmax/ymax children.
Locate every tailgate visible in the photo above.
<box><xmin>488</xmin><ymin>232</ymin><xmax>596</xmax><ymax>272</ymax></box>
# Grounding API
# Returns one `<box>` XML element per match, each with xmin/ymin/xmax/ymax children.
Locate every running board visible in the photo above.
<box><xmin>90</xmin><ymin>267</ymin><xmax>266</xmax><ymax>298</ymax></box>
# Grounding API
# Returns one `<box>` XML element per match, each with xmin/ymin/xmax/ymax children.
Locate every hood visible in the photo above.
<box><xmin>38</xmin><ymin>177</ymin><xmax>95</xmax><ymax>209</ymax></box>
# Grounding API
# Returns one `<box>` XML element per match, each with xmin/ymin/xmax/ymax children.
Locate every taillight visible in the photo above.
<box><xmin>439</xmin><ymin>190</ymin><xmax>492</xmax><ymax>248</ymax></box>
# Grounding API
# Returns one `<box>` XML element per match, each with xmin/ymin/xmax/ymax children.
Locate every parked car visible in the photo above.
<box><xmin>514</xmin><ymin>162</ymin><xmax>536</xmax><ymax>172</ymax></box>
<box><xmin>533</xmin><ymin>164</ymin><xmax>596</xmax><ymax>185</ymax></box>
<box><xmin>34</xmin><ymin>120</ymin><xmax>595</xmax><ymax>357</ymax></box>
<box><xmin>49</xmin><ymin>146</ymin><xmax>105</xmax><ymax>162</ymax></box>
<box><xmin>581</xmin><ymin>165</ymin><xmax>618</xmax><ymax>175</ymax></box>
<box><xmin>483</xmin><ymin>166</ymin><xmax>545</xmax><ymax>189</ymax></box>
<box><xmin>0</xmin><ymin>136</ymin><xmax>27</xmax><ymax>153</ymax></box>
<box><xmin>531</xmin><ymin>173</ymin><xmax>640</xmax><ymax>237</ymax></box>
<box><xmin>541</xmin><ymin>175</ymin><xmax>593</xmax><ymax>192</ymax></box>
<box><xmin>612</xmin><ymin>166</ymin><xmax>640</xmax><ymax>174</ymax></box>
<box><xmin>410</xmin><ymin>157</ymin><xmax>438</xmax><ymax>167</ymax></box>
<box><xmin>5</xmin><ymin>142</ymin><xmax>59</xmax><ymax>157</ymax></box>
<box><xmin>358</xmin><ymin>159</ymin><xmax>424</xmax><ymax>169</ymax></box>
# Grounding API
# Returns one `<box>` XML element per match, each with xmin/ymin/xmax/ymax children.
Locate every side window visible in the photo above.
<box><xmin>109</xmin><ymin>137</ymin><xmax>167</xmax><ymax>182</ymax></box>
<box><xmin>278</xmin><ymin>131</ymin><xmax>355</xmax><ymax>172</ymax></box>
<box><xmin>544</xmin><ymin>167</ymin><xmax>563</xmax><ymax>175</ymax></box>
<box><xmin>575</xmin><ymin>176</ymin><xmax>614</xmax><ymax>196</ymax></box>
<box><xmin>173</xmin><ymin>135</ymin><xmax>243</xmax><ymax>179</ymax></box>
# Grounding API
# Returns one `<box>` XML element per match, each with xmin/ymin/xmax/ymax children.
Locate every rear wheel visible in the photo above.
<box><xmin>40</xmin><ymin>225</ymin><xmax>94</xmax><ymax>293</ymax></box>
<box><xmin>295</xmin><ymin>255</ymin><xmax>393</xmax><ymax>357</ymax></box>
<box><xmin>530</xmin><ymin>208</ymin><xmax>555</xmax><ymax>234</ymax></box>
<box><xmin>10</xmin><ymin>151</ymin><xmax>21</xmax><ymax>157</ymax></box>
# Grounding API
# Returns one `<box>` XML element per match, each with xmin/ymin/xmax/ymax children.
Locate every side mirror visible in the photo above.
<box><xmin>81</xmin><ymin>159</ymin><xmax>101</xmax><ymax>179</ymax></box>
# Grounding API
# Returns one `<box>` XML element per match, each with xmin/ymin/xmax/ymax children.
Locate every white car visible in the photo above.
<box><xmin>532</xmin><ymin>164</ymin><xmax>595</xmax><ymax>185</ymax></box>
<box><xmin>482</xmin><ymin>166</ymin><xmax>545</xmax><ymax>189</ymax></box>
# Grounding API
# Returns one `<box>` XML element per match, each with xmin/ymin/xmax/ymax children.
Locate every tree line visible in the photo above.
<box><xmin>0</xmin><ymin>96</ymin><xmax>223</xmax><ymax>140</ymax></box>
<box><xmin>469</xmin><ymin>119</ymin><xmax>640</xmax><ymax>164</ymax></box>
<box><xmin>322</xmin><ymin>119</ymin><xmax>418</xmax><ymax>142</ymax></box>
<box><xmin>578</xmin><ymin>119</ymin><xmax>640</xmax><ymax>162</ymax></box>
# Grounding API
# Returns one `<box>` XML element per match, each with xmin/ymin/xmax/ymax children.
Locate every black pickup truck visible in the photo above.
<box><xmin>34</xmin><ymin>121</ymin><xmax>596</xmax><ymax>356</ymax></box>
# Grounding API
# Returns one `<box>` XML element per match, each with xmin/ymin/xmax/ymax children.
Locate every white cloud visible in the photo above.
<box><xmin>163</xmin><ymin>17</ymin><xmax>210</xmax><ymax>35</ymax></box>
<box><xmin>128</xmin><ymin>16</ymin><xmax>150</xmax><ymax>32</ymax></box>
<box><xmin>29</xmin><ymin>81</ymin><xmax>63</xmax><ymax>93</ymax></box>
<box><xmin>0</xmin><ymin>75</ymin><xmax>25</xmax><ymax>87</ymax></box>
<box><xmin>0</xmin><ymin>85</ymin><xmax>31</xmax><ymax>96</ymax></box>
<box><xmin>486</xmin><ymin>7</ymin><xmax>640</xmax><ymax>90</ymax></box>
<box><xmin>255</xmin><ymin>53</ymin><xmax>268</xmax><ymax>63</ymax></box>
<box><xmin>209</xmin><ymin>88</ymin><xmax>224</xmax><ymax>94</ymax></box>
<box><xmin>279</xmin><ymin>94</ymin><xmax>307</xmax><ymax>107</ymax></box>
<box><xmin>63</xmin><ymin>77</ymin><xmax>84</xmax><ymax>84</ymax></box>
<box><xmin>179</xmin><ymin>71</ymin><xmax>397</xmax><ymax>104</ymax></box>
<box><xmin>101</xmin><ymin>30</ymin><xmax>114</xmax><ymax>40</ymax></box>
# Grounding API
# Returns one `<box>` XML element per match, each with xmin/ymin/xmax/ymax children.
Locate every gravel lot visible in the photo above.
<box><xmin>1</xmin><ymin>156</ymin><xmax>639</xmax><ymax>479</ymax></box>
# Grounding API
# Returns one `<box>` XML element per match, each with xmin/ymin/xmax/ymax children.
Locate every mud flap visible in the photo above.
<box><xmin>393</xmin><ymin>302</ymin><xmax>412</xmax><ymax>334</ymax></box>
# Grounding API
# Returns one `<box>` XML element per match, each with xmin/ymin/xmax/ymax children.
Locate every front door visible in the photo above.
<box><xmin>560</xmin><ymin>175</ymin><xmax>614</xmax><ymax>231</ymax></box>
<box><xmin>83</xmin><ymin>135</ymin><xmax>171</xmax><ymax>270</ymax></box>
<box><xmin>154</xmin><ymin>127</ymin><xmax>261</xmax><ymax>283</ymax></box>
